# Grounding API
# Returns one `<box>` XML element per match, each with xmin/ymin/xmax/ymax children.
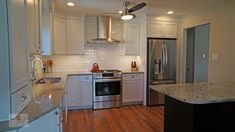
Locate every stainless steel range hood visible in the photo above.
<box><xmin>88</xmin><ymin>16</ymin><xmax>121</xmax><ymax>44</ymax></box>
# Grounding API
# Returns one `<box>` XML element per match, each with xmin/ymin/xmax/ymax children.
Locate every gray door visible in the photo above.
<box><xmin>186</xmin><ymin>24</ymin><xmax>210</xmax><ymax>83</ymax></box>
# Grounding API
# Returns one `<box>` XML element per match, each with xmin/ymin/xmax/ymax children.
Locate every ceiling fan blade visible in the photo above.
<box><xmin>128</xmin><ymin>2</ymin><xmax>147</xmax><ymax>12</ymax></box>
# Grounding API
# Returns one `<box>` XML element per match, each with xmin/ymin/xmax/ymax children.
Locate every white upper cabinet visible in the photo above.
<box><xmin>41</xmin><ymin>0</ymin><xmax>53</xmax><ymax>55</ymax></box>
<box><xmin>66</xmin><ymin>20</ymin><xmax>84</xmax><ymax>55</ymax></box>
<box><xmin>123</xmin><ymin>23</ymin><xmax>140</xmax><ymax>55</ymax></box>
<box><xmin>0</xmin><ymin>0</ymin><xmax>11</xmax><ymax>121</ymax></box>
<box><xmin>53</xmin><ymin>16</ymin><xmax>85</xmax><ymax>55</ymax></box>
<box><xmin>111</xmin><ymin>18</ymin><xmax>122</xmax><ymax>41</ymax></box>
<box><xmin>85</xmin><ymin>16</ymin><xmax>97</xmax><ymax>43</ymax></box>
<box><xmin>27</xmin><ymin>0</ymin><xmax>42</xmax><ymax>54</ymax></box>
<box><xmin>162</xmin><ymin>22</ymin><xmax>178</xmax><ymax>38</ymax></box>
<box><xmin>42</xmin><ymin>10</ymin><xmax>52</xmax><ymax>55</ymax></box>
<box><xmin>53</xmin><ymin>16</ymin><xmax>67</xmax><ymax>55</ymax></box>
<box><xmin>9</xmin><ymin>0</ymin><xmax>29</xmax><ymax>93</ymax></box>
<box><xmin>148</xmin><ymin>20</ymin><xmax>178</xmax><ymax>38</ymax></box>
<box><xmin>0</xmin><ymin>0</ymin><xmax>31</xmax><ymax>121</ymax></box>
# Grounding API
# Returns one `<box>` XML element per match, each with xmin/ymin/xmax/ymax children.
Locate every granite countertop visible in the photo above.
<box><xmin>0</xmin><ymin>74</ymin><xmax>65</xmax><ymax>131</ymax></box>
<box><xmin>0</xmin><ymin>71</ymin><xmax>93</xmax><ymax>131</ymax></box>
<box><xmin>151</xmin><ymin>81</ymin><xmax>235</xmax><ymax>104</ymax></box>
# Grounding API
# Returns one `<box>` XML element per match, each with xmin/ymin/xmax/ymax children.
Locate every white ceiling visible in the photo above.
<box><xmin>54</xmin><ymin>0</ymin><xmax>224</xmax><ymax>16</ymax></box>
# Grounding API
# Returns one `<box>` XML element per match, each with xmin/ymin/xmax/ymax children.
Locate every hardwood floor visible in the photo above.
<box><xmin>64</xmin><ymin>105</ymin><xmax>164</xmax><ymax>132</ymax></box>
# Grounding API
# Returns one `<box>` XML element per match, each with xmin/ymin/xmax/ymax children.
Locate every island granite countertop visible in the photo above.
<box><xmin>151</xmin><ymin>81</ymin><xmax>235</xmax><ymax>104</ymax></box>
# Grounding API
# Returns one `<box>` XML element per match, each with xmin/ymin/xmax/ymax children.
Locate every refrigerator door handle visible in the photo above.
<box><xmin>164</xmin><ymin>43</ymin><xmax>168</xmax><ymax>67</ymax></box>
<box><xmin>161</xmin><ymin>44</ymin><xmax>165</xmax><ymax>74</ymax></box>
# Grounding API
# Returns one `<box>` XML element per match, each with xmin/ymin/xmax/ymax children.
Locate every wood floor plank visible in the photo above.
<box><xmin>64</xmin><ymin>105</ymin><xmax>164</xmax><ymax>132</ymax></box>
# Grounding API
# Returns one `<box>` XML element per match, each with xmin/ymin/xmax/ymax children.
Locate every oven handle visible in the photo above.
<box><xmin>94</xmin><ymin>78</ymin><xmax>122</xmax><ymax>82</ymax></box>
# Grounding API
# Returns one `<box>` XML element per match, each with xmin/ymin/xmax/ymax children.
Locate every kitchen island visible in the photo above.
<box><xmin>151</xmin><ymin>82</ymin><xmax>235</xmax><ymax>132</ymax></box>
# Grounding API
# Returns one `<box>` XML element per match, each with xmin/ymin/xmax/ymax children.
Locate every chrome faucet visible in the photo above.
<box><xmin>31</xmin><ymin>57</ymin><xmax>44</xmax><ymax>83</ymax></box>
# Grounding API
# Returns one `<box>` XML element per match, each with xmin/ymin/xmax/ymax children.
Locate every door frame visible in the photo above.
<box><xmin>183</xmin><ymin>23</ymin><xmax>211</xmax><ymax>83</ymax></box>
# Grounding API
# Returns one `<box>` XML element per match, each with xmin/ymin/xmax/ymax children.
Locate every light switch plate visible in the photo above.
<box><xmin>212</xmin><ymin>53</ymin><xmax>218</xmax><ymax>61</ymax></box>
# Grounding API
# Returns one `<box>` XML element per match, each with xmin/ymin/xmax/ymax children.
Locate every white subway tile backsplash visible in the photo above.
<box><xmin>47</xmin><ymin>44</ymin><xmax>137</xmax><ymax>72</ymax></box>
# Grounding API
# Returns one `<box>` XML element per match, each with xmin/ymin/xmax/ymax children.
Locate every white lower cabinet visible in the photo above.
<box><xmin>80</xmin><ymin>83</ymin><xmax>93</xmax><ymax>106</ymax></box>
<box><xmin>67</xmin><ymin>75</ymin><xmax>93</xmax><ymax>109</ymax></box>
<box><xmin>18</xmin><ymin>108</ymin><xmax>62</xmax><ymax>132</ymax></box>
<box><xmin>122</xmin><ymin>73</ymin><xmax>144</xmax><ymax>104</ymax></box>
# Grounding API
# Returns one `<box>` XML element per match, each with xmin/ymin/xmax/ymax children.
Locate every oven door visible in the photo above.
<box><xmin>94</xmin><ymin>78</ymin><xmax>121</xmax><ymax>102</ymax></box>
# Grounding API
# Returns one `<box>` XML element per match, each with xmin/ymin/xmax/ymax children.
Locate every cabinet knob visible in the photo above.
<box><xmin>20</xmin><ymin>95</ymin><xmax>27</xmax><ymax>101</ymax></box>
<box><xmin>132</xmin><ymin>75</ymin><xmax>134</xmax><ymax>78</ymax></box>
<box><xmin>55</xmin><ymin>111</ymin><xmax>58</xmax><ymax>115</ymax></box>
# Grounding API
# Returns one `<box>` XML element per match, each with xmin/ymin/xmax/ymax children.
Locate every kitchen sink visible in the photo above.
<box><xmin>36</xmin><ymin>77</ymin><xmax>61</xmax><ymax>84</ymax></box>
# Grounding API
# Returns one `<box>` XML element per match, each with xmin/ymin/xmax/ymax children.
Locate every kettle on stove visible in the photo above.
<box><xmin>91</xmin><ymin>63</ymin><xmax>99</xmax><ymax>72</ymax></box>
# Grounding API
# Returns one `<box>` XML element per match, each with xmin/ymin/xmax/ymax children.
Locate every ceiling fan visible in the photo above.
<box><xmin>120</xmin><ymin>1</ymin><xmax>147</xmax><ymax>20</ymax></box>
<box><xmin>105</xmin><ymin>1</ymin><xmax>147</xmax><ymax>21</ymax></box>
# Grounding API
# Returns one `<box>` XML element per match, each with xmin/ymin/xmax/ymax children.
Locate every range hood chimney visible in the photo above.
<box><xmin>88</xmin><ymin>16</ymin><xmax>120</xmax><ymax>44</ymax></box>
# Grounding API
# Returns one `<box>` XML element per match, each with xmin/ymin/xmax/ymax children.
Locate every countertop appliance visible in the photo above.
<box><xmin>147</xmin><ymin>38</ymin><xmax>176</xmax><ymax>105</ymax></box>
<box><xmin>92</xmin><ymin>69</ymin><xmax>122</xmax><ymax>109</ymax></box>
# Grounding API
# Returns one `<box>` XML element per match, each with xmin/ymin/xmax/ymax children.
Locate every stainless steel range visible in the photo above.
<box><xmin>92</xmin><ymin>69</ymin><xmax>122</xmax><ymax>109</ymax></box>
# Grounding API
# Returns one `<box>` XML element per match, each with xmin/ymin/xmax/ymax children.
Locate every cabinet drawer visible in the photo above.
<box><xmin>11</xmin><ymin>85</ymin><xmax>31</xmax><ymax>118</ymax></box>
<box><xmin>79</xmin><ymin>75</ymin><xmax>92</xmax><ymax>82</ymax></box>
<box><xmin>122</xmin><ymin>73</ymin><xmax>144</xmax><ymax>81</ymax></box>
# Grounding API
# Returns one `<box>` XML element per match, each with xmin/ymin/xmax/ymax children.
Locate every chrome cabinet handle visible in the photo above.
<box><xmin>20</xmin><ymin>95</ymin><xmax>27</xmax><ymax>101</ymax></box>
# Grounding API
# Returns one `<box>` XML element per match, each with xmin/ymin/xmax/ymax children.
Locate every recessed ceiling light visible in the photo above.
<box><xmin>118</xmin><ymin>10</ymin><xmax>123</xmax><ymax>14</ymax></box>
<box><xmin>167</xmin><ymin>11</ymin><xmax>174</xmax><ymax>15</ymax></box>
<box><xmin>67</xmin><ymin>2</ymin><xmax>75</xmax><ymax>6</ymax></box>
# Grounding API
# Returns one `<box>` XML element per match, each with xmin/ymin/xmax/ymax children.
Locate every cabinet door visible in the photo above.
<box><xmin>122</xmin><ymin>80</ymin><xmax>144</xmax><ymax>103</ymax></box>
<box><xmin>162</xmin><ymin>22</ymin><xmax>178</xmax><ymax>38</ymax></box>
<box><xmin>66</xmin><ymin>20</ymin><xmax>84</xmax><ymax>55</ymax></box>
<box><xmin>147</xmin><ymin>22</ymin><xmax>163</xmax><ymax>38</ymax></box>
<box><xmin>67</xmin><ymin>76</ymin><xmax>80</xmax><ymax>107</ymax></box>
<box><xmin>53</xmin><ymin>16</ymin><xmax>66</xmax><ymax>54</ymax></box>
<box><xmin>42</xmin><ymin>10</ymin><xmax>52</xmax><ymax>55</ymax></box>
<box><xmin>122</xmin><ymin>73</ymin><xmax>144</xmax><ymax>103</ymax></box>
<box><xmin>80</xmin><ymin>82</ymin><xmax>93</xmax><ymax>106</ymax></box>
<box><xmin>111</xmin><ymin>19</ymin><xmax>122</xmax><ymax>41</ymax></box>
<box><xmin>85</xmin><ymin>16</ymin><xmax>98</xmax><ymax>43</ymax></box>
<box><xmin>8</xmin><ymin>0</ymin><xmax>29</xmax><ymax>93</ymax></box>
<box><xmin>27</xmin><ymin>0</ymin><xmax>42</xmax><ymax>54</ymax></box>
<box><xmin>124</xmin><ymin>23</ymin><xmax>140</xmax><ymax>55</ymax></box>
<box><xmin>18</xmin><ymin>109</ymin><xmax>59</xmax><ymax>132</ymax></box>
<box><xmin>0</xmin><ymin>0</ymin><xmax>11</xmax><ymax>121</ymax></box>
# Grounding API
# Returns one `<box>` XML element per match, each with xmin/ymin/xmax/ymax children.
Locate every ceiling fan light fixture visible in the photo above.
<box><xmin>167</xmin><ymin>10</ymin><xmax>174</xmax><ymax>14</ymax></box>
<box><xmin>67</xmin><ymin>2</ymin><xmax>75</xmax><ymax>7</ymax></box>
<box><xmin>121</xmin><ymin>14</ymin><xmax>133</xmax><ymax>20</ymax></box>
<box><xmin>121</xmin><ymin>12</ymin><xmax>136</xmax><ymax>20</ymax></box>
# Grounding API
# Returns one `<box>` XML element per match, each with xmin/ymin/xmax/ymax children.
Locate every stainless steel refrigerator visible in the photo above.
<box><xmin>147</xmin><ymin>38</ymin><xmax>176</xmax><ymax>105</ymax></box>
